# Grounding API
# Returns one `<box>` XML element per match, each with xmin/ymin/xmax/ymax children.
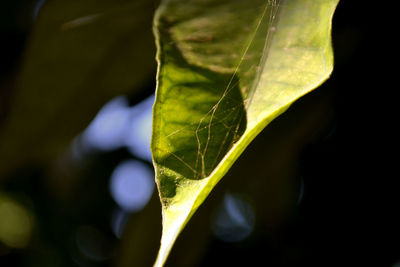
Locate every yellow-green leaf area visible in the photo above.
<box><xmin>152</xmin><ymin>0</ymin><xmax>339</xmax><ymax>266</ymax></box>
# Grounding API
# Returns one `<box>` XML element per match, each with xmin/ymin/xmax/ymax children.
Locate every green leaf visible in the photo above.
<box><xmin>0</xmin><ymin>0</ymin><xmax>156</xmax><ymax>176</ymax></box>
<box><xmin>152</xmin><ymin>0</ymin><xmax>339</xmax><ymax>265</ymax></box>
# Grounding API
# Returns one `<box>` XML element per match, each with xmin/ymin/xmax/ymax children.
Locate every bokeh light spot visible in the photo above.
<box><xmin>0</xmin><ymin>195</ymin><xmax>33</xmax><ymax>248</ymax></box>
<box><xmin>33</xmin><ymin>0</ymin><xmax>46</xmax><ymax>20</ymax></box>
<box><xmin>77</xmin><ymin>94</ymin><xmax>154</xmax><ymax>161</ymax></box>
<box><xmin>124</xmin><ymin>94</ymin><xmax>154</xmax><ymax>161</ymax></box>
<box><xmin>211</xmin><ymin>193</ymin><xmax>255</xmax><ymax>243</ymax></box>
<box><xmin>82</xmin><ymin>96</ymin><xmax>131</xmax><ymax>151</ymax></box>
<box><xmin>110</xmin><ymin>208</ymin><xmax>129</xmax><ymax>239</ymax></box>
<box><xmin>109</xmin><ymin>160</ymin><xmax>154</xmax><ymax>212</ymax></box>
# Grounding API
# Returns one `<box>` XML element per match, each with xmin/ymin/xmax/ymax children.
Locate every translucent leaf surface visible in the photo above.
<box><xmin>152</xmin><ymin>0</ymin><xmax>339</xmax><ymax>265</ymax></box>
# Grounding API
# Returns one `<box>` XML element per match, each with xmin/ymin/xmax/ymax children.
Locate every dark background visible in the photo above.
<box><xmin>1</xmin><ymin>1</ymin><xmax>397</xmax><ymax>266</ymax></box>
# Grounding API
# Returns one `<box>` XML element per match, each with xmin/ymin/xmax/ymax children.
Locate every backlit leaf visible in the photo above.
<box><xmin>152</xmin><ymin>0</ymin><xmax>339</xmax><ymax>265</ymax></box>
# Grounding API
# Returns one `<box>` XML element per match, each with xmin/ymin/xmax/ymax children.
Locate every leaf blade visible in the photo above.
<box><xmin>152</xmin><ymin>0</ymin><xmax>339</xmax><ymax>265</ymax></box>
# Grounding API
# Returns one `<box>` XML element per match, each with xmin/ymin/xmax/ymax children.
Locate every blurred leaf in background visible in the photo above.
<box><xmin>0</xmin><ymin>0</ymin><xmax>157</xmax><ymax>177</ymax></box>
<box><xmin>0</xmin><ymin>0</ymin><xmax>159</xmax><ymax>266</ymax></box>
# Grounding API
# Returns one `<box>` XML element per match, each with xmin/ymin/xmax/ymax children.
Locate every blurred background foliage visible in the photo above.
<box><xmin>0</xmin><ymin>1</ymin><xmax>398</xmax><ymax>267</ymax></box>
